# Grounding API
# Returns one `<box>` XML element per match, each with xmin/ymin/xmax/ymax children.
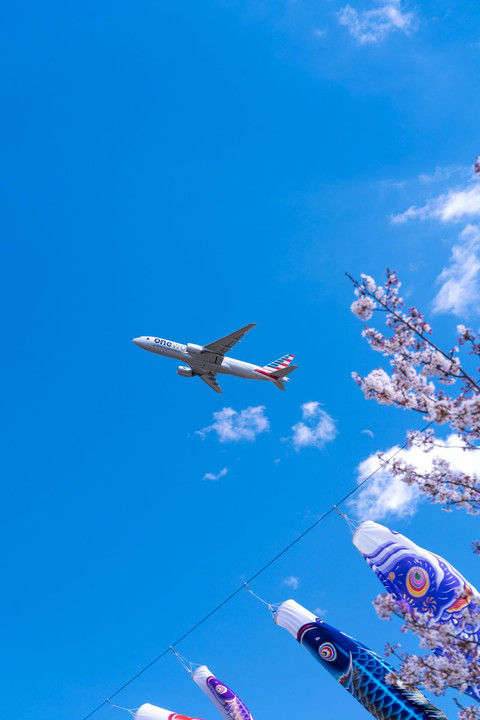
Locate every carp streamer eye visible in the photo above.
<box><xmin>407</xmin><ymin>566</ymin><xmax>430</xmax><ymax>597</ymax></box>
<box><xmin>215</xmin><ymin>684</ymin><xmax>227</xmax><ymax>695</ymax></box>
<box><xmin>319</xmin><ymin>642</ymin><xmax>337</xmax><ymax>662</ymax></box>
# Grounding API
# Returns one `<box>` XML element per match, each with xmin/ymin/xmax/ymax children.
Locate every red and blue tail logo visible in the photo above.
<box><xmin>261</xmin><ymin>354</ymin><xmax>295</xmax><ymax>376</ymax></box>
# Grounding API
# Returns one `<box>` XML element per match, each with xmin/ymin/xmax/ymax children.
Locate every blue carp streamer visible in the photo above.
<box><xmin>275</xmin><ymin>599</ymin><xmax>447</xmax><ymax>720</ymax></box>
<box><xmin>353</xmin><ymin>520</ymin><xmax>480</xmax><ymax>700</ymax></box>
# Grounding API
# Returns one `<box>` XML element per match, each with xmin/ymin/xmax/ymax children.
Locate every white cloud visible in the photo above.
<box><xmin>283</xmin><ymin>576</ymin><xmax>299</xmax><ymax>590</ymax></box>
<box><xmin>351</xmin><ymin>460</ymin><xmax>421</xmax><ymax>520</ymax></box>
<box><xmin>338</xmin><ymin>0</ymin><xmax>415</xmax><ymax>45</ymax></box>
<box><xmin>197</xmin><ymin>406</ymin><xmax>270</xmax><ymax>443</ymax></box>
<box><xmin>392</xmin><ymin>183</ymin><xmax>480</xmax><ymax>224</ymax></box>
<box><xmin>433</xmin><ymin>225</ymin><xmax>480</xmax><ymax>317</ymax></box>
<box><xmin>290</xmin><ymin>401</ymin><xmax>337</xmax><ymax>451</ymax></box>
<box><xmin>351</xmin><ymin>434</ymin><xmax>479</xmax><ymax>520</ymax></box>
<box><xmin>202</xmin><ymin>467</ymin><xmax>229</xmax><ymax>482</ymax></box>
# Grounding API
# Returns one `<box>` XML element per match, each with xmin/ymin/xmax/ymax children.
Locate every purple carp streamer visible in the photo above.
<box><xmin>192</xmin><ymin>665</ymin><xmax>254</xmax><ymax>720</ymax></box>
<box><xmin>275</xmin><ymin>599</ymin><xmax>447</xmax><ymax>720</ymax></box>
<box><xmin>353</xmin><ymin>520</ymin><xmax>480</xmax><ymax>700</ymax></box>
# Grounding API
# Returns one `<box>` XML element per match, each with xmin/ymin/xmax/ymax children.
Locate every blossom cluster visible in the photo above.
<box><xmin>459</xmin><ymin>706</ymin><xmax>480</xmax><ymax>720</ymax></box>
<box><xmin>350</xmin><ymin>271</ymin><xmax>479</xmax><ymax>439</ymax></box>
<box><xmin>375</xmin><ymin>591</ymin><xmax>480</xmax><ymax>716</ymax></box>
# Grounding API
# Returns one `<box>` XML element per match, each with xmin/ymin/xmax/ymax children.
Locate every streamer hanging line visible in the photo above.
<box><xmin>333</xmin><ymin>505</ymin><xmax>358</xmax><ymax>534</ymax></box>
<box><xmin>243</xmin><ymin>582</ymin><xmax>281</xmax><ymax>614</ymax></box>
<box><xmin>170</xmin><ymin>648</ymin><xmax>200</xmax><ymax>676</ymax></box>
<box><xmin>80</xmin><ymin>420</ymin><xmax>433</xmax><ymax>720</ymax></box>
<box><xmin>107</xmin><ymin>700</ymin><xmax>136</xmax><ymax>717</ymax></box>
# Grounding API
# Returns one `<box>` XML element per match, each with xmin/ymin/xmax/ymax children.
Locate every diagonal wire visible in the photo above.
<box><xmin>81</xmin><ymin>421</ymin><xmax>432</xmax><ymax>720</ymax></box>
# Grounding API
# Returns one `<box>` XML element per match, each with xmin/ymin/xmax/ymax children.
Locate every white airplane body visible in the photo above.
<box><xmin>133</xmin><ymin>323</ymin><xmax>297</xmax><ymax>393</ymax></box>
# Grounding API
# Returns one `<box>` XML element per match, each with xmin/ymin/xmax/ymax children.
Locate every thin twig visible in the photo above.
<box><xmin>346</xmin><ymin>272</ymin><xmax>480</xmax><ymax>393</ymax></box>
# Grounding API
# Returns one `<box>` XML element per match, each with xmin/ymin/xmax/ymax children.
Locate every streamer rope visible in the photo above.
<box><xmin>243</xmin><ymin>583</ymin><xmax>281</xmax><ymax>614</ymax></box>
<box><xmin>170</xmin><ymin>648</ymin><xmax>201</xmax><ymax>676</ymax></box>
<box><xmin>80</xmin><ymin>420</ymin><xmax>432</xmax><ymax>720</ymax></box>
<box><xmin>107</xmin><ymin>701</ymin><xmax>136</xmax><ymax>717</ymax></box>
<box><xmin>334</xmin><ymin>506</ymin><xmax>359</xmax><ymax>534</ymax></box>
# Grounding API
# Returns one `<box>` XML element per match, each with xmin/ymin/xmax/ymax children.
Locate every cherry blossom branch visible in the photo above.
<box><xmin>346</xmin><ymin>272</ymin><xmax>480</xmax><ymax>392</ymax></box>
<box><xmin>374</xmin><ymin>593</ymin><xmax>480</xmax><ymax>704</ymax></box>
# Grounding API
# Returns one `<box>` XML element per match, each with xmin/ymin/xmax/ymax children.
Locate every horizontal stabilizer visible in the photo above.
<box><xmin>273</xmin><ymin>379</ymin><xmax>286</xmax><ymax>391</ymax></box>
<box><xmin>275</xmin><ymin>364</ymin><xmax>298</xmax><ymax>379</ymax></box>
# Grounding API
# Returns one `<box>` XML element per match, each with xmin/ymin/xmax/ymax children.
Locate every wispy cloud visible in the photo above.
<box><xmin>417</xmin><ymin>165</ymin><xmax>465</xmax><ymax>185</ymax></box>
<box><xmin>290</xmin><ymin>401</ymin><xmax>337</xmax><ymax>451</ymax></box>
<box><xmin>338</xmin><ymin>0</ymin><xmax>415</xmax><ymax>45</ymax></box>
<box><xmin>202</xmin><ymin>467</ymin><xmax>229</xmax><ymax>482</ymax></box>
<box><xmin>388</xmin><ymin>168</ymin><xmax>480</xmax><ymax>316</ymax></box>
<box><xmin>351</xmin><ymin>434</ymin><xmax>478</xmax><ymax>520</ymax></box>
<box><xmin>283</xmin><ymin>576</ymin><xmax>300</xmax><ymax>590</ymax></box>
<box><xmin>433</xmin><ymin>225</ymin><xmax>480</xmax><ymax>317</ymax></box>
<box><xmin>392</xmin><ymin>183</ymin><xmax>480</xmax><ymax>224</ymax></box>
<box><xmin>197</xmin><ymin>406</ymin><xmax>270</xmax><ymax>443</ymax></box>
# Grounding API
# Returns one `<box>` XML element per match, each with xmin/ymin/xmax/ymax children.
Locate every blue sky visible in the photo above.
<box><xmin>2</xmin><ymin>1</ymin><xmax>480</xmax><ymax>719</ymax></box>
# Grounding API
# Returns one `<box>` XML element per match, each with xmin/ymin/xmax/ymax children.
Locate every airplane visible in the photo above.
<box><xmin>132</xmin><ymin>323</ymin><xmax>297</xmax><ymax>394</ymax></box>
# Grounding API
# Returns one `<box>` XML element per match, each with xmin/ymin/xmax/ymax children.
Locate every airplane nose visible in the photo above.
<box><xmin>133</xmin><ymin>337</ymin><xmax>142</xmax><ymax>347</ymax></box>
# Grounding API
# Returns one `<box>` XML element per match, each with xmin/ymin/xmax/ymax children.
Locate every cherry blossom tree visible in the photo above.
<box><xmin>349</xmin><ymin>270</ymin><xmax>480</xmax><ymax>717</ymax></box>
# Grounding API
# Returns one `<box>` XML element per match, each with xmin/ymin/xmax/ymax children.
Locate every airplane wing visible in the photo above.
<box><xmin>203</xmin><ymin>323</ymin><xmax>256</xmax><ymax>357</ymax></box>
<box><xmin>198</xmin><ymin>373</ymin><xmax>223</xmax><ymax>394</ymax></box>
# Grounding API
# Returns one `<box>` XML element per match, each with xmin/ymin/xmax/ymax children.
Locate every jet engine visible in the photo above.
<box><xmin>186</xmin><ymin>343</ymin><xmax>204</xmax><ymax>355</ymax></box>
<box><xmin>177</xmin><ymin>365</ymin><xmax>194</xmax><ymax>377</ymax></box>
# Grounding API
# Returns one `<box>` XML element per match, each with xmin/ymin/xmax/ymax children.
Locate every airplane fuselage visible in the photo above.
<box><xmin>133</xmin><ymin>336</ymin><xmax>274</xmax><ymax>381</ymax></box>
<box><xmin>133</xmin><ymin>323</ymin><xmax>297</xmax><ymax>394</ymax></box>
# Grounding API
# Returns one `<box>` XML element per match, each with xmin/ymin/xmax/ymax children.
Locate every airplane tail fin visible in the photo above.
<box><xmin>262</xmin><ymin>354</ymin><xmax>295</xmax><ymax>376</ymax></box>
